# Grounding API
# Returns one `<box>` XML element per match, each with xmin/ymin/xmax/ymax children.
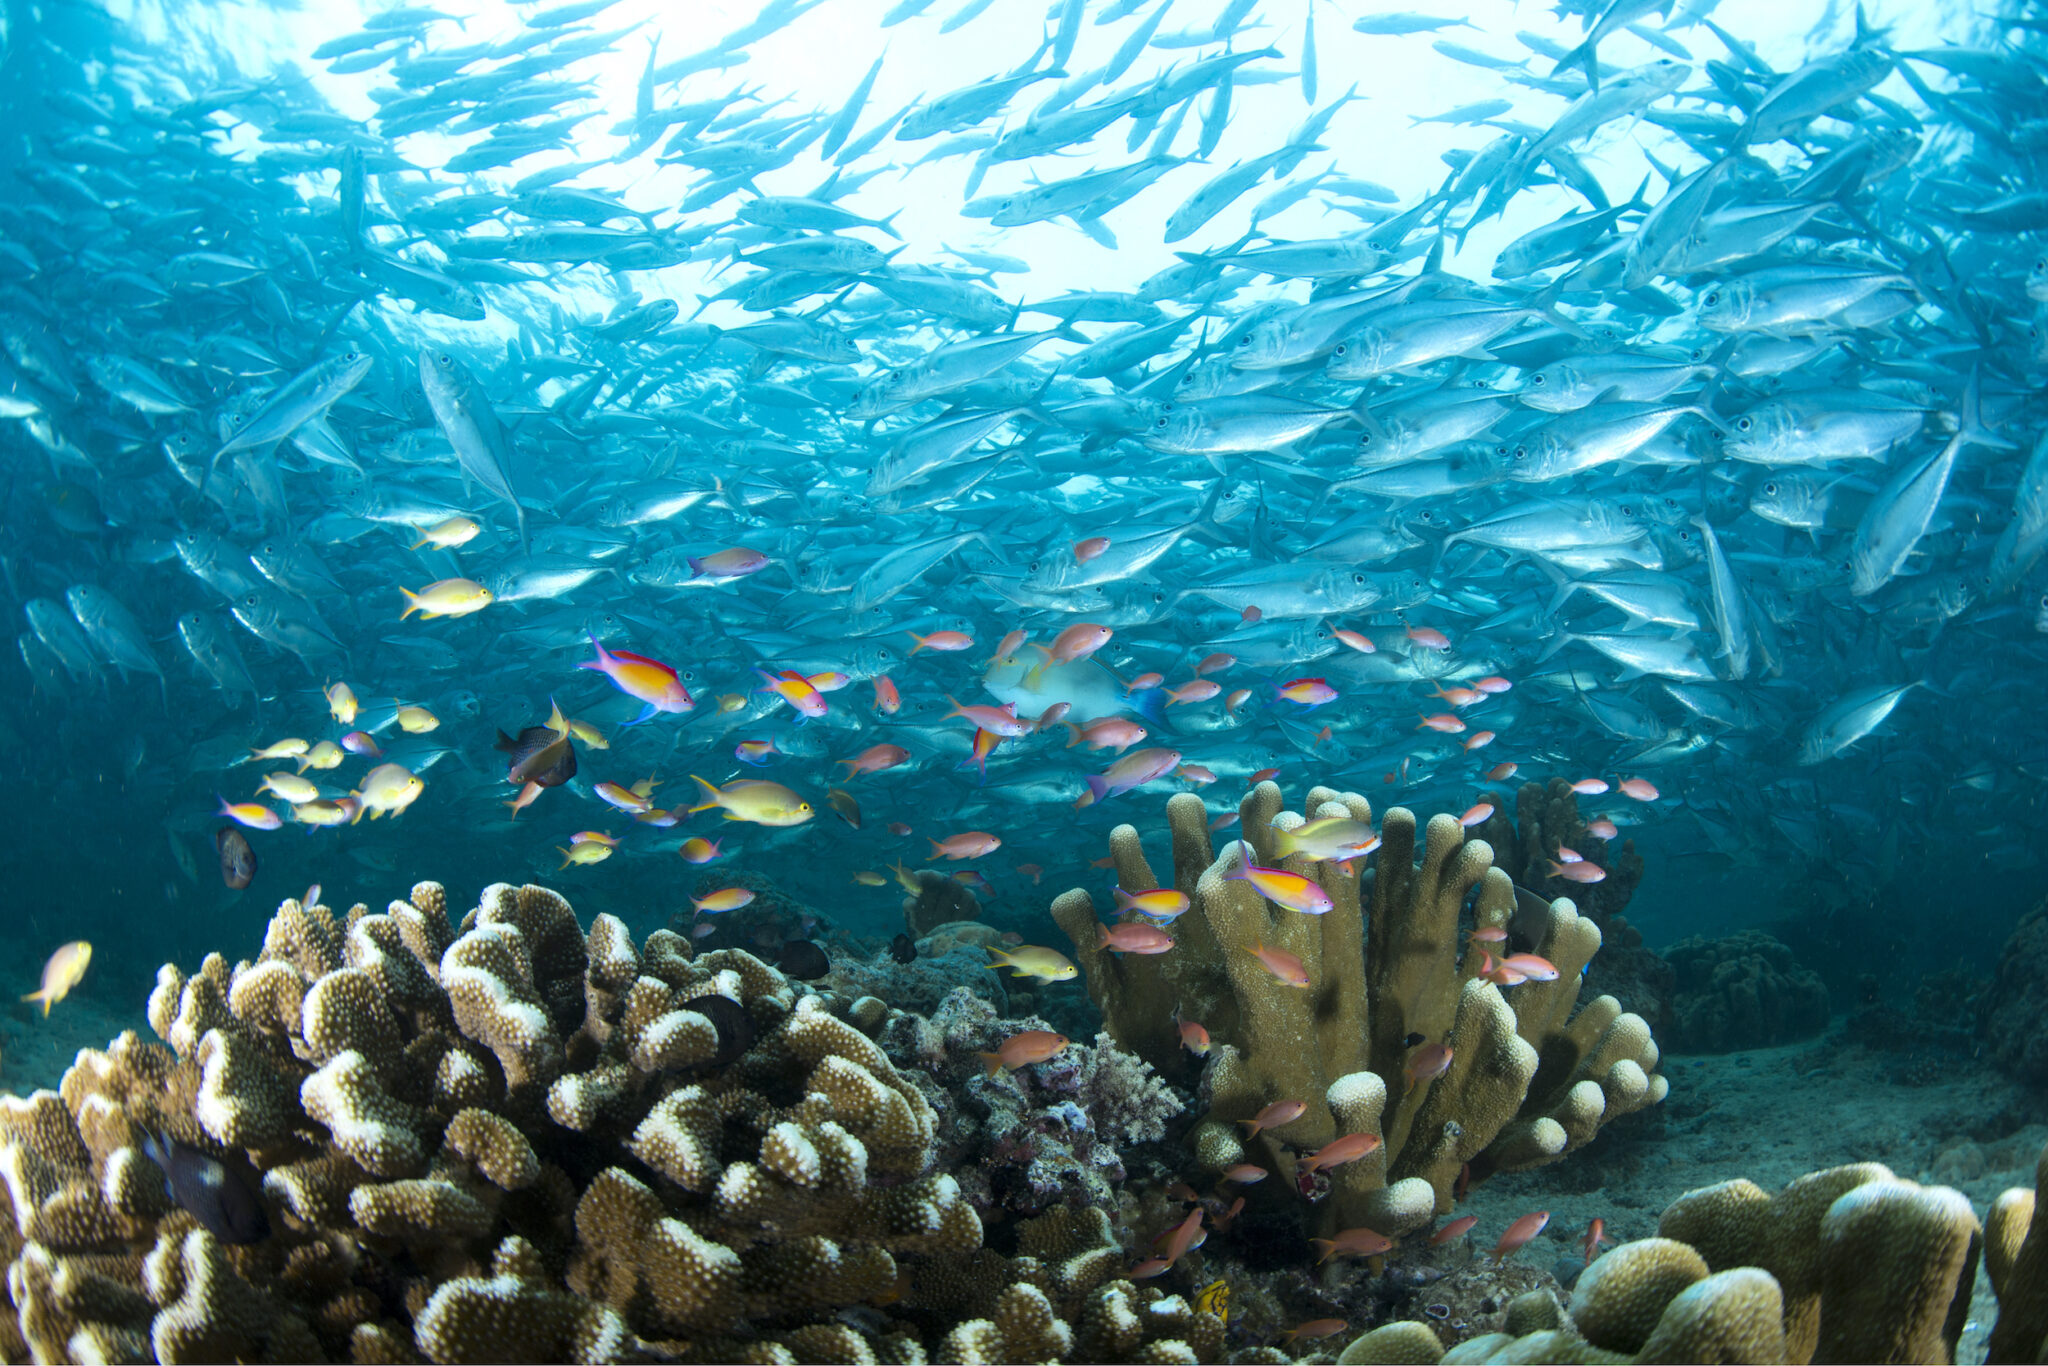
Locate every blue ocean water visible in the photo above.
<box><xmin>0</xmin><ymin>0</ymin><xmax>2039</xmax><ymax>1069</ymax></box>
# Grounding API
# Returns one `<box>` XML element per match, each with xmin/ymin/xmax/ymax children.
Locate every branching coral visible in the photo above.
<box><xmin>1052</xmin><ymin>781</ymin><xmax>1666</xmax><ymax>1242</ymax></box>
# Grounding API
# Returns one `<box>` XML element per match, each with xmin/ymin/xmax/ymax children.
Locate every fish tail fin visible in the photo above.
<box><xmin>556</xmin><ymin>848</ymin><xmax>572</xmax><ymax>870</ymax></box>
<box><xmin>1553</xmin><ymin>36</ymin><xmax>1598</xmax><ymax>93</ymax></box>
<box><xmin>408</xmin><ymin>526</ymin><xmax>430</xmax><ymax>549</ymax></box>
<box><xmin>927</xmin><ymin>838</ymin><xmax>946</xmax><ymax>858</ymax></box>
<box><xmin>1125</xmin><ymin>682</ymin><xmax>1170</xmax><ymax>731</ymax></box>
<box><xmin>985</xmin><ymin>947</ymin><xmax>1011</xmax><ymax>971</ymax></box>
<box><xmin>687</xmin><ymin>775</ymin><xmax>723</xmax><ymax>814</ymax></box>
<box><xmin>1083</xmin><ymin>774</ymin><xmax>1110</xmax><ymax>804</ymax></box>
<box><xmin>977</xmin><ymin>1051</ymin><xmax>1005</xmax><ymax>1077</ymax></box>
<box><xmin>398</xmin><ymin>589</ymin><xmax>420</xmax><ymax>620</ymax></box>
<box><xmin>1063</xmin><ymin>722</ymin><xmax>1083</xmax><ymax>749</ymax></box>
<box><xmin>620</xmin><ymin>703</ymin><xmax>659</xmax><ymax>728</ymax></box>
<box><xmin>1959</xmin><ymin>366</ymin><xmax>2017</xmax><ymax>451</ymax></box>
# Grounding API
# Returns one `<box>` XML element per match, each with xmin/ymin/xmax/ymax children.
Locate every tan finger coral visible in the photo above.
<box><xmin>1054</xmin><ymin>780</ymin><xmax>1666</xmax><ymax>1242</ymax></box>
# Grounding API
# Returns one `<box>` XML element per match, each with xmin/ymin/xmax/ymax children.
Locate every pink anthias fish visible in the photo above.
<box><xmin>578</xmin><ymin>635</ymin><xmax>693</xmax><ymax>726</ymax></box>
<box><xmin>1078</xmin><ymin>747</ymin><xmax>1181</xmax><ymax>806</ymax></box>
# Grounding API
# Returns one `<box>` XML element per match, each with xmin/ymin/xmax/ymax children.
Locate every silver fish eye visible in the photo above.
<box><xmin>1737</xmin><ymin>416</ymin><xmax>1752</xmax><ymax>431</ymax></box>
<box><xmin>1764</xmin><ymin>482</ymin><xmax>1777</xmax><ymax>495</ymax></box>
<box><xmin>1351</xmin><ymin>573</ymin><xmax>1365</xmax><ymax>585</ymax></box>
<box><xmin>1531</xmin><ymin>373</ymin><xmax>1544</xmax><ymax>384</ymax></box>
<box><xmin>1704</xmin><ymin>291</ymin><xmax>1720</xmax><ymax>306</ymax></box>
<box><xmin>1332</xmin><ymin>343</ymin><xmax>1347</xmax><ymax>355</ymax></box>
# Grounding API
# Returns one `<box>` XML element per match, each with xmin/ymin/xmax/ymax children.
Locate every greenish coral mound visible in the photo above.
<box><xmin>1053</xmin><ymin>781</ymin><xmax>1665</xmax><ymax>1241</ymax></box>
<box><xmin>1987</xmin><ymin>1137</ymin><xmax>2048</xmax><ymax>1363</ymax></box>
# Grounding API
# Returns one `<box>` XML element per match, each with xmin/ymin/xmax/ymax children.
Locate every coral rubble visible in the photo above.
<box><xmin>1051</xmin><ymin>781</ymin><xmax>1666</xmax><ymax>1244</ymax></box>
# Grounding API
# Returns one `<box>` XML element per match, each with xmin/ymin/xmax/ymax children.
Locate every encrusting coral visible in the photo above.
<box><xmin>0</xmin><ymin>880</ymin><xmax>1086</xmax><ymax>1364</ymax></box>
<box><xmin>1052</xmin><ymin>780</ymin><xmax>1667</xmax><ymax>1242</ymax></box>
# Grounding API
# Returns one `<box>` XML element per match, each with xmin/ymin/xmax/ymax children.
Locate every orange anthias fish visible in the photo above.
<box><xmin>944</xmin><ymin>695</ymin><xmax>1032</xmax><ymax>736</ymax></box>
<box><xmin>579</xmin><ymin>635</ymin><xmax>693</xmax><ymax>725</ymax></box>
<box><xmin>1430</xmin><ymin>1215</ymin><xmax>1479</xmax><ymax>1245</ymax></box>
<box><xmin>1277</xmin><ymin>676</ymin><xmax>1338</xmax><ymax>708</ymax></box>
<box><xmin>1405</xmin><ymin>1043</ymin><xmax>1454</xmax><ymax>1088</ymax></box>
<box><xmin>1492</xmin><ymin>1210</ymin><xmax>1550</xmax><ymax>1263</ymax></box>
<box><xmin>908</xmin><ymin>629</ymin><xmax>973</xmax><ymax>654</ymax></box>
<box><xmin>1619</xmin><ymin>777</ymin><xmax>1661</xmax><ymax>801</ymax></box>
<box><xmin>1221</xmin><ymin>1164</ymin><xmax>1266</xmax><ymax>1184</ymax></box>
<box><xmin>1065</xmin><ymin>717</ymin><xmax>1147</xmax><ymax>753</ymax></box>
<box><xmin>1074</xmin><ymin>535</ymin><xmax>1111</xmax><ymax>563</ymax></box>
<box><xmin>1154</xmin><ymin>1207</ymin><xmax>1207</xmax><ymax>1264</ymax></box>
<box><xmin>1281</xmin><ymin>1319</ymin><xmax>1349</xmax><ymax>1344</ymax></box>
<box><xmin>1238</xmin><ymin>1099</ymin><xmax>1307</xmax><ymax>1139</ymax></box>
<box><xmin>1310</xmin><ymin>1227</ymin><xmax>1394</xmax><ymax>1263</ymax></box>
<box><xmin>1464</xmin><ymin>730</ymin><xmax>1497</xmax><ymax>750</ymax></box>
<box><xmin>929</xmin><ymin>830</ymin><xmax>1001</xmax><ymax>860</ymax></box>
<box><xmin>872</xmin><ymin>675</ymin><xmax>901</xmax><ymax>714</ymax></box>
<box><xmin>1584</xmin><ymin>1217</ymin><xmax>1612</xmax><ymax>1265</ymax></box>
<box><xmin>1545</xmin><ymin>860</ymin><xmax>1608</xmax><ymax>884</ymax></box>
<box><xmin>1044</xmin><ymin>622</ymin><xmax>1112</xmax><ymax>663</ymax></box>
<box><xmin>1177</xmin><ymin>1014</ymin><xmax>1211</xmax><ymax>1056</ymax></box>
<box><xmin>839</xmin><ymin>743</ymin><xmax>911</xmax><ymax>777</ymax></box>
<box><xmin>1114</xmin><ymin>887</ymin><xmax>1190</xmax><ymax>920</ymax></box>
<box><xmin>1297</xmin><ymin>1132</ymin><xmax>1381</xmax><ymax>1175</ymax></box>
<box><xmin>1098</xmin><ymin>922</ymin><xmax>1175</xmax><ymax>954</ymax></box>
<box><xmin>1246</xmin><ymin>940</ymin><xmax>1310</xmax><ymax>987</ymax></box>
<box><xmin>977</xmin><ymin>1030</ymin><xmax>1068</xmax><ymax>1076</ymax></box>
<box><xmin>1459</xmin><ymin>802</ymin><xmax>1495</xmax><ymax>827</ymax></box>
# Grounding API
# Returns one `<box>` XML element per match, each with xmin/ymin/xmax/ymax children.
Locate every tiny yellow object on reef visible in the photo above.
<box><xmin>1194</xmin><ymin>1278</ymin><xmax>1229</xmax><ymax>1325</ymax></box>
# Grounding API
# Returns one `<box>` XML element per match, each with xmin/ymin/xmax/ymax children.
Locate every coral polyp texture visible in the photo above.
<box><xmin>1052</xmin><ymin>781</ymin><xmax>1667</xmax><ymax>1241</ymax></box>
<box><xmin>0</xmin><ymin>881</ymin><xmax>1012</xmax><ymax>1363</ymax></box>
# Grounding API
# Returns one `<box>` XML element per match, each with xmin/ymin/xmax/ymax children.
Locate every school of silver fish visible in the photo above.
<box><xmin>7</xmin><ymin>0</ymin><xmax>2048</xmax><ymax>931</ymax></box>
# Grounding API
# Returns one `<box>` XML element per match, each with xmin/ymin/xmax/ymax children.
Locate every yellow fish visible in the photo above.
<box><xmin>244</xmin><ymin>738</ymin><xmax>308</xmax><ymax>763</ymax></box>
<box><xmin>410</xmin><ymin>515</ymin><xmax>480</xmax><ymax>550</ymax></box>
<box><xmin>297</xmin><ymin>740</ymin><xmax>345</xmax><ymax>773</ymax></box>
<box><xmin>292</xmin><ymin>798</ymin><xmax>358</xmax><ymax>827</ymax></box>
<box><xmin>258</xmin><ymin>771</ymin><xmax>320</xmax><ymax>804</ymax></box>
<box><xmin>324</xmin><ymin>680</ymin><xmax>359</xmax><ymax>725</ymax></box>
<box><xmin>353</xmin><ymin>763</ymin><xmax>423</xmax><ymax>820</ymax></box>
<box><xmin>395</xmin><ymin>704</ymin><xmax>439</xmax><ymax>734</ymax></box>
<box><xmin>986</xmin><ymin>945</ymin><xmax>1078</xmax><ymax>983</ymax></box>
<box><xmin>23</xmin><ymin>942</ymin><xmax>91</xmax><ymax>1016</ymax></box>
<box><xmin>687</xmin><ymin>775</ymin><xmax>813</xmax><ymax>827</ymax></box>
<box><xmin>852</xmin><ymin>869</ymin><xmax>887</xmax><ymax>886</ymax></box>
<box><xmin>567</xmin><ymin>718</ymin><xmax>609</xmax><ymax>749</ymax></box>
<box><xmin>1193</xmin><ymin>1279</ymin><xmax>1229</xmax><ymax>1325</ymax></box>
<box><xmin>556</xmin><ymin>842</ymin><xmax>613</xmax><ymax>869</ymax></box>
<box><xmin>399</xmin><ymin>577</ymin><xmax>493</xmax><ymax>620</ymax></box>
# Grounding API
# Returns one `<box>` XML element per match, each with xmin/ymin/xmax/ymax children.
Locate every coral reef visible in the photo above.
<box><xmin>0</xmin><ymin>880</ymin><xmax>1247</xmax><ymax>1365</ymax></box>
<box><xmin>880</xmin><ymin>987</ymin><xmax>1187</xmax><ymax>1228</ymax></box>
<box><xmin>1986</xmin><ymin>895</ymin><xmax>2048</xmax><ymax>1085</ymax></box>
<box><xmin>1052</xmin><ymin>780</ymin><xmax>1667</xmax><ymax>1244</ymax></box>
<box><xmin>1663</xmin><ymin>931</ymin><xmax>1830</xmax><ymax>1055</ymax></box>
<box><xmin>0</xmin><ymin>881</ymin><xmax>993</xmax><ymax>1363</ymax></box>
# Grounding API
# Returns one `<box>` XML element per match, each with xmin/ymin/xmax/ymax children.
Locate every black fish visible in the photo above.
<box><xmin>142</xmin><ymin>1131</ymin><xmax>269</xmax><ymax>1244</ymax></box>
<box><xmin>215</xmin><ymin>827</ymin><xmax>255</xmax><ymax>890</ymax></box>
<box><xmin>777</xmin><ymin>939</ymin><xmax>830</xmax><ymax>979</ymax></box>
<box><xmin>889</xmin><ymin>932</ymin><xmax>917</xmax><ymax>964</ymax></box>
<box><xmin>678</xmin><ymin>993</ymin><xmax>754</xmax><ymax>1069</ymax></box>
<box><xmin>1403</xmin><ymin>1031</ymin><xmax>1426</xmax><ymax>1048</ymax></box>
<box><xmin>495</xmin><ymin>725</ymin><xmax>577</xmax><ymax>787</ymax></box>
